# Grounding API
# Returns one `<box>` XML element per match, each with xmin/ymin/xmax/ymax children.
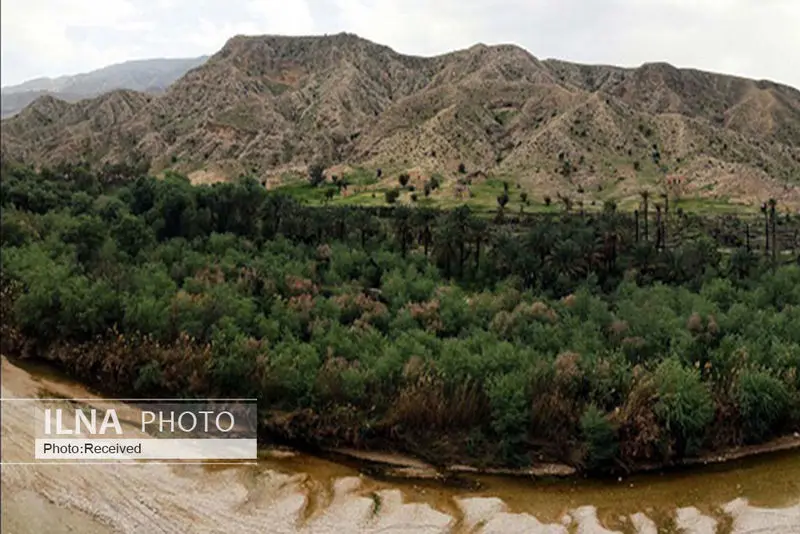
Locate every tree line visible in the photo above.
<box><xmin>1</xmin><ymin>162</ymin><xmax>798</xmax><ymax>474</ymax></box>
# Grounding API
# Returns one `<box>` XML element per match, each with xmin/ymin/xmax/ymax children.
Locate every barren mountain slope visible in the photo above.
<box><xmin>1</xmin><ymin>33</ymin><xmax>799</xmax><ymax>208</ymax></box>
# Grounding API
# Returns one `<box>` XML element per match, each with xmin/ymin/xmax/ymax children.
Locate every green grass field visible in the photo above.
<box><xmin>267</xmin><ymin>166</ymin><xmax>766</xmax><ymax>216</ymax></box>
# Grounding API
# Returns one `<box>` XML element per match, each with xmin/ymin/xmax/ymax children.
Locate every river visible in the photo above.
<box><xmin>2</xmin><ymin>355</ymin><xmax>799</xmax><ymax>534</ymax></box>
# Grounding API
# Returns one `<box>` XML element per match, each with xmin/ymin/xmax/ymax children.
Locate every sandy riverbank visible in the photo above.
<box><xmin>2</xmin><ymin>356</ymin><xmax>799</xmax><ymax>533</ymax></box>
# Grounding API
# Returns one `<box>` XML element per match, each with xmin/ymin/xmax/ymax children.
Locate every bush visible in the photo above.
<box><xmin>486</xmin><ymin>371</ymin><xmax>530</xmax><ymax>463</ymax></box>
<box><xmin>497</xmin><ymin>193</ymin><xmax>509</xmax><ymax>208</ymax></box>
<box><xmin>580</xmin><ymin>405</ymin><xmax>619</xmax><ymax>473</ymax></box>
<box><xmin>653</xmin><ymin>359</ymin><xmax>715</xmax><ymax>456</ymax></box>
<box><xmin>736</xmin><ymin>369</ymin><xmax>790</xmax><ymax>442</ymax></box>
<box><xmin>308</xmin><ymin>163</ymin><xmax>326</xmax><ymax>186</ymax></box>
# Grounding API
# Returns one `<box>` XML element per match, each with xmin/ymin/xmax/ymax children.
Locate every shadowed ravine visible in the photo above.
<box><xmin>2</xmin><ymin>356</ymin><xmax>799</xmax><ymax>534</ymax></box>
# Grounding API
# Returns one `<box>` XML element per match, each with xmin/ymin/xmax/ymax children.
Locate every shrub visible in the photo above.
<box><xmin>736</xmin><ymin>368</ymin><xmax>790</xmax><ymax>442</ymax></box>
<box><xmin>653</xmin><ymin>358</ymin><xmax>715</xmax><ymax>456</ymax></box>
<box><xmin>486</xmin><ymin>371</ymin><xmax>530</xmax><ymax>463</ymax></box>
<box><xmin>580</xmin><ymin>405</ymin><xmax>619</xmax><ymax>473</ymax></box>
<box><xmin>308</xmin><ymin>163</ymin><xmax>326</xmax><ymax>186</ymax></box>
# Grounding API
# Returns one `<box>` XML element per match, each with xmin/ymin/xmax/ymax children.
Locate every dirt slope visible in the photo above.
<box><xmin>2</xmin><ymin>33</ymin><xmax>799</xmax><ymax>208</ymax></box>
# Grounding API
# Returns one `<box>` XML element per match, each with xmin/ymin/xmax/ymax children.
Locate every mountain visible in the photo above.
<box><xmin>2</xmin><ymin>34</ymin><xmax>799</xmax><ymax>209</ymax></box>
<box><xmin>0</xmin><ymin>56</ymin><xmax>208</xmax><ymax>118</ymax></box>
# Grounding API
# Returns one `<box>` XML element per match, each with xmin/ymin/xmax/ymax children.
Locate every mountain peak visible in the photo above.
<box><xmin>1</xmin><ymin>56</ymin><xmax>208</xmax><ymax>119</ymax></box>
<box><xmin>2</xmin><ymin>34</ymin><xmax>799</xmax><ymax>209</ymax></box>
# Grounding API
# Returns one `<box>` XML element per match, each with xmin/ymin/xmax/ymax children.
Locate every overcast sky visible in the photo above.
<box><xmin>2</xmin><ymin>0</ymin><xmax>798</xmax><ymax>89</ymax></box>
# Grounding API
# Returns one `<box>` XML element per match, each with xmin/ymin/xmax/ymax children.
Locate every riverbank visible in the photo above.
<box><xmin>320</xmin><ymin>435</ymin><xmax>800</xmax><ymax>484</ymax></box>
<box><xmin>3</xmin><ymin>355</ymin><xmax>800</xmax><ymax>534</ymax></box>
<box><xmin>6</xmin><ymin>352</ymin><xmax>800</xmax><ymax>484</ymax></box>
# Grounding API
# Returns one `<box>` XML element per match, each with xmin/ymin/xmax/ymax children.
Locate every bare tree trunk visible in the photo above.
<box><xmin>655</xmin><ymin>205</ymin><xmax>663</xmax><ymax>250</ymax></box>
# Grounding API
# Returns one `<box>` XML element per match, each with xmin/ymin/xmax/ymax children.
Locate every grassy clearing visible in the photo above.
<box><xmin>672</xmin><ymin>197</ymin><xmax>760</xmax><ymax>214</ymax></box>
<box><xmin>343</xmin><ymin>167</ymin><xmax>380</xmax><ymax>186</ymax></box>
<box><xmin>267</xmin><ymin>163</ymin><xmax>764</xmax><ymax>216</ymax></box>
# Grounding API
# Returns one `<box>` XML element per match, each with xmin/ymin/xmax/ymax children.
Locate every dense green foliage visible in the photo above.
<box><xmin>1</xmin><ymin>163</ymin><xmax>799</xmax><ymax>473</ymax></box>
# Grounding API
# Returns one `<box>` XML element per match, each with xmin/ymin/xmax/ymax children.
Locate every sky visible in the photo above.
<box><xmin>1</xmin><ymin>0</ymin><xmax>799</xmax><ymax>89</ymax></box>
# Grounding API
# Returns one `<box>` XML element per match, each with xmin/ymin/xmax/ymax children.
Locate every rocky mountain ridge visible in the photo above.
<box><xmin>1</xmin><ymin>56</ymin><xmax>208</xmax><ymax>118</ymax></box>
<box><xmin>2</xmin><ymin>33</ymin><xmax>798</xmax><ymax>208</ymax></box>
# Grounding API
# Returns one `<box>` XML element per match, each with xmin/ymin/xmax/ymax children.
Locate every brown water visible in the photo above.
<box><xmin>2</xmin><ymin>355</ymin><xmax>799</xmax><ymax>534</ymax></box>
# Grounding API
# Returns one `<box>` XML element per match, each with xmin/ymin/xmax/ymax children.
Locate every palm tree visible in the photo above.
<box><xmin>655</xmin><ymin>204</ymin><xmax>663</xmax><ymax>250</ymax></box>
<box><xmin>768</xmin><ymin>198</ymin><xmax>778</xmax><ymax>261</ymax></box>
<box><xmin>761</xmin><ymin>203</ymin><xmax>770</xmax><ymax>257</ymax></box>
<box><xmin>600</xmin><ymin>200</ymin><xmax>620</xmax><ymax>275</ymax></box>
<box><xmin>632</xmin><ymin>241</ymin><xmax>658</xmax><ymax>281</ymax></box>
<box><xmin>661</xmin><ymin>192</ymin><xmax>669</xmax><ymax>249</ymax></box>
<box><xmin>729</xmin><ymin>247</ymin><xmax>758</xmax><ymax>280</ymax></box>
<box><xmin>454</xmin><ymin>206</ymin><xmax>472</xmax><ymax>277</ymax></box>
<box><xmin>547</xmin><ymin>238</ymin><xmax>585</xmax><ymax>279</ymax></box>
<box><xmin>745</xmin><ymin>223</ymin><xmax>751</xmax><ymax>252</ymax></box>
<box><xmin>471</xmin><ymin>217</ymin><xmax>489</xmax><ymax>273</ymax></box>
<box><xmin>640</xmin><ymin>191</ymin><xmax>650</xmax><ymax>241</ymax></box>
<box><xmin>412</xmin><ymin>207</ymin><xmax>435</xmax><ymax>258</ymax></box>
<box><xmin>559</xmin><ymin>194</ymin><xmax>573</xmax><ymax>213</ymax></box>
<box><xmin>393</xmin><ymin>206</ymin><xmax>413</xmax><ymax>257</ymax></box>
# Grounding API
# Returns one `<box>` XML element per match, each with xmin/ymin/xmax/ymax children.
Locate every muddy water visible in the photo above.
<box><xmin>2</xmin><ymin>356</ymin><xmax>799</xmax><ymax>534</ymax></box>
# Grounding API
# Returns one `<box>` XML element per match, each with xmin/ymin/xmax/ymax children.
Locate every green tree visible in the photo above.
<box><xmin>497</xmin><ymin>192</ymin><xmax>510</xmax><ymax>209</ymax></box>
<box><xmin>309</xmin><ymin>163</ymin><xmax>326</xmax><ymax>187</ymax></box>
